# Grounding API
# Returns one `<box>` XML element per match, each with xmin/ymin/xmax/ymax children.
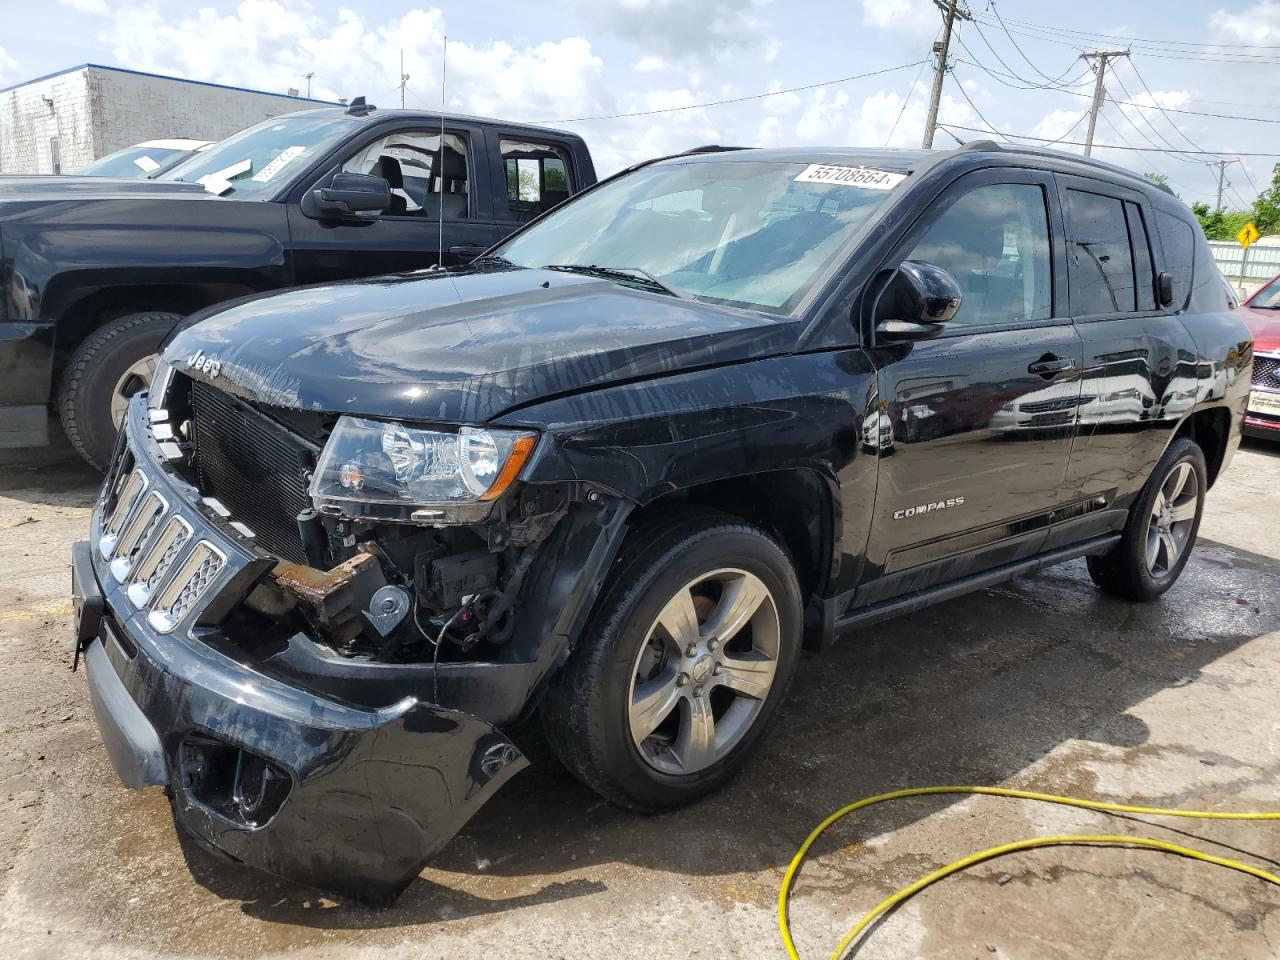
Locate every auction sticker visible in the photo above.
<box><xmin>251</xmin><ymin>145</ymin><xmax>307</xmax><ymax>183</ymax></box>
<box><xmin>794</xmin><ymin>163</ymin><xmax>905</xmax><ymax>190</ymax></box>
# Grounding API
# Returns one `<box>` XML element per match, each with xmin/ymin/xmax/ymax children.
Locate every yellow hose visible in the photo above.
<box><xmin>777</xmin><ymin>786</ymin><xmax>1280</xmax><ymax>960</ymax></box>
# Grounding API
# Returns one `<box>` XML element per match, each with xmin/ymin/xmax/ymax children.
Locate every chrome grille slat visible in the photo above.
<box><xmin>147</xmin><ymin>541</ymin><xmax>226</xmax><ymax>634</ymax></box>
<box><xmin>127</xmin><ymin>514</ymin><xmax>193</xmax><ymax>608</ymax></box>
<box><xmin>108</xmin><ymin>491</ymin><xmax>167</xmax><ymax>583</ymax></box>
<box><xmin>100</xmin><ymin>470</ymin><xmax>149</xmax><ymax>560</ymax></box>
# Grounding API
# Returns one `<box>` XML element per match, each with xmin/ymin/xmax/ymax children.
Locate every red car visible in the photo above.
<box><xmin>1242</xmin><ymin>274</ymin><xmax>1280</xmax><ymax>437</ymax></box>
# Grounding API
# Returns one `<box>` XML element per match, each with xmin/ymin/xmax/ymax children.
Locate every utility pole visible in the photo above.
<box><xmin>1208</xmin><ymin>158</ymin><xmax>1234</xmax><ymax>212</ymax></box>
<box><xmin>1080</xmin><ymin>50</ymin><xmax>1130</xmax><ymax>156</ymax></box>
<box><xmin>922</xmin><ymin>0</ymin><xmax>971</xmax><ymax>149</ymax></box>
<box><xmin>399</xmin><ymin>49</ymin><xmax>410</xmax><ymax>108</ymax></box>
<box><xmin>302</xmin><ymin>72</ymin><xmax>314</xmax><ymax>98</ymax></box>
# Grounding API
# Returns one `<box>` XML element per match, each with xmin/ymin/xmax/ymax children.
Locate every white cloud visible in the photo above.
<box><xmin>1210</xmin><ymin>0</ymin><xmax>1280</xmax><ymax>44</ymax></box>
<box><xmin>861</xmin><ymin>0</ymin><xmax>937</xmax><ymax>34</ymax></box>
<box><xmin>577</xmin><ymin>0</ymin><xmax>774</xmax><ymax>59</ymax></box>
<box><xmin>633</xmin><ymin>55</ymin><xmax>666</xmax><ymax>73</ymax></box>
<box><xmin>56</xmin><ymin>0</ymin><xmax>109</xmax><ymax>13</ymax></box>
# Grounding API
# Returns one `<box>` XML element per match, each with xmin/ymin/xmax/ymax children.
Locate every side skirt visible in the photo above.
<box><xmin>831</xmin><ymin>533</ymin><xmax>1120</xmax><ymax>636</ymax></box>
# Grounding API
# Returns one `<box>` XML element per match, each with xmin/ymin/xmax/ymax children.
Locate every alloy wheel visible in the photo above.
<box><xmin>110</xmin><ymin>353</ymin><xmax>159</xmax><ymax>428</ymax></box>
<box><xmin>627</xmin><ymin>568</ymin><xmax>781</xmax><ymax>775</ymax></box>
<box><xmin>1144</xmin><ymin>460</ymin><xmax>1199</xmax><ymax>577</ymax></box>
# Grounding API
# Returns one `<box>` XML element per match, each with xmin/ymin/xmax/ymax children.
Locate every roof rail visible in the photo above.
<box><xmin>680</xmin><ymin>144</ymin><xmax>755</xmax><ymax>155</ymax></box>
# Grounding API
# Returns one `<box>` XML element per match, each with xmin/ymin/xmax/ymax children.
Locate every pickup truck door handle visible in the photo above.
<box><xmin>448</xmin><ymin>244</ymin><xmax>488</xmax><ymax>256</ymax></box>
<box><xmin>1028</xmin><ymin>356</ymin><xmax>1077</xmax><ymax>378</ymax></box>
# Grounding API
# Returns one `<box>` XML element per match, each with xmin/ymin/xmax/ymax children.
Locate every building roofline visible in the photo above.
<box><xmin>0</xmin><ymin>63</ymin><xmax>339</xmax><ymax>104</ymax></box>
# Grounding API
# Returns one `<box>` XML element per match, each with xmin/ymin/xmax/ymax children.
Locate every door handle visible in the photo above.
<box><xmin>1028</xmin><ymin>356</ymin><xmax>1077</xmax><ymax>378</ymax></box>
<box><xmin>448</xmin><ymin>244</ymin><xmax>487</xmax><ymax>255</ymax></box>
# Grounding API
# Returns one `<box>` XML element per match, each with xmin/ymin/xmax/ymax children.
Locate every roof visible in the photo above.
<box><xmin>0</xmin><ymin>63</ymin><xmax>339</xmax><ymax>104</ymax></box>
<box><xmin>660</xmin><ymin>141</ymin><xmax>1169</xmax><ymax>195</ymax></box>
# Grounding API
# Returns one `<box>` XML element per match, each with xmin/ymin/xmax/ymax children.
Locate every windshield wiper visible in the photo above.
<box><xmin>472</xmin><ymin>254</ymin><xmax>515</xmax><ymax>267</ymax></box>
<box><xmin>542</xmin><ymin>264</ymin><xmax>688</xmax><ymax>299</ymax></box>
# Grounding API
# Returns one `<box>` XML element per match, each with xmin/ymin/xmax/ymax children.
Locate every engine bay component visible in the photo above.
<box><xmin>273</xmin><ymin>550</ymin><xmax>385</xmax><ymax>646</ymax></box>
<box><xmin>419</xmin><ymin>548</ymin><xmax>499</xmax><ymax>611</ymax></box>
<box><xmin>367</xmin><ymin>584</ymin><xmax>411</xmax><ymax>637</ymax></box>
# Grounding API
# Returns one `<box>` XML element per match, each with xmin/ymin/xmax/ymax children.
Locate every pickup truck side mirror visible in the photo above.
<box><xmin>312</xmin><ymin>172</ymin><xmax>392</xmax><ymax>217</ymax></box>
<box><xmin>875</xmin><ymin>260</ymin><xmax>963</xmax><ymax>342</ymax></box>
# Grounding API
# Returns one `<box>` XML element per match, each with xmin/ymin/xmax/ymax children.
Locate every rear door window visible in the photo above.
<box><xmin>500</xmin><ymin>139</ymin><xmax>574</xmax><ymax>222</ymax></box>
<box><xmin>340</xmin><ymin>130</ymin><xmax>470</xmax><ymax>219</ymax></box>
<box><xmin>1065</xmin><ymin>189</ymin><xmax>1135</xmax><ymax>315</ymax></box>
<box><xmin>1125</xmin><ymin>201</ymin><xmax>1155</xmax><ymax>311</ymax></box>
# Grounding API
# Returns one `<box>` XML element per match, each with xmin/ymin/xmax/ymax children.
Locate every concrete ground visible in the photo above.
<box><xmin>0</xmin><ymin>424</ymin><xmax>1278</xmax><ymax>960</ymax></box>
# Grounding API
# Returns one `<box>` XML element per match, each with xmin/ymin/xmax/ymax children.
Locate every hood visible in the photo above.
<box><xmin>165</xmin><ymin>267</ymin><xmax>801</xmax><ymax>423</ymax></box>
<box><xmin>0</xmin><ymin>175</ymin><xmax>208</xmax><ymax>201</ymax></box>
<box><xmin>1241</xmin><ymin>304</ymin><xmax>1280</xmax><ymax>354</ymax></box>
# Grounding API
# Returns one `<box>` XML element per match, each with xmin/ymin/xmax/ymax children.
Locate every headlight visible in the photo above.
<box><xmin>309</xmin><ymin>416</ymin><xmax>538</xmax><ymax>521</ymax></box>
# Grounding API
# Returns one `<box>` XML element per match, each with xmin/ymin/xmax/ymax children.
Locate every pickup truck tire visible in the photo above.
<box><xmin>57</xmin><ymin>311</ymin><xmax>180</xmax><ymax>471</ymax></box>
<box><xmin>1087</xmin><ymin>436</ymin><xmax>1207</xmax><ymax>601</ymax></box>
<box><xmin>542</xmin><ymin>510</ymin><xmax>802</xmax><ymax>811</ymax></box>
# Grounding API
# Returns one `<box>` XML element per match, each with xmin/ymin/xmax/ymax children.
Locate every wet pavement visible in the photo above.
<box><xmin>0</xmin><ymin>425</ymin><xmax>1278</xmax><ymax>959</ymax></box>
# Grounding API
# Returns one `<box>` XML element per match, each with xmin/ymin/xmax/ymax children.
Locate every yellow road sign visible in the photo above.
<box><xmin>1238</xmin><ymin>221</ymin><xmax>1260</xmax><ymax>249</ymax></box>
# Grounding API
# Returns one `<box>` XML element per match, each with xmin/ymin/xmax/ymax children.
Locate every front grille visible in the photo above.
<box><xmin>189</xmin><ymin>381</ymin><xmax>315</xmax><ymax>564</ymax></box>
<box><xmin>1254</xmin><ymin>354</ymin><xmax>1280</xmax><ymax>392</ymax></box>
<box><xmin>98</xmin><ymin>465</ymin><xmax>227</xmax><ymax>634</ymax></box>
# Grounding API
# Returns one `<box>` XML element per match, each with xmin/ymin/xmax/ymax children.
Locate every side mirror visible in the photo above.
<box><xmin>1156</xmin><ymin>270</ymin><xmax>1175</xmax><ymax>307</ymax></box>
<box><xmin>312</xmin><ymin>172</ymin><xmax>391</xmax><ymax>217</ymax></box>
<box><xmin>875</xmin><ymin>260</ymin><xmax>963</xmax><ymax>342</ymax></box>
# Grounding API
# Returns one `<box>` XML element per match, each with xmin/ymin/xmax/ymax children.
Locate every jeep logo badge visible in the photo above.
<box><xmin>185</xmin><ymin>349</ymin><xmax>222</xmax><ymax>379</ymax></box>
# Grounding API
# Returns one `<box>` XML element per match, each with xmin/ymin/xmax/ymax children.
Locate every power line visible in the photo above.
<box><xmin>536</xmin><ymin>60</ymin><xmax>926</xmax><ymax>123</ymax></box>
<box><xmin>974</xmin><ymin>12</ymin><xmax>1280</xmax><ymax>52</ymax></box>
<box><xmin>1125</xmin><ymin>58</ymin><xmax>1211</xmax><ymax>154</ymax></box>
<box><xmin>1105</xmin><ymin>68</ymin><xmax>1207</xmax><ymax>165</ymax></box>
<box><xmin>935</xmin><ymin>122</ymin><xmax>1280</xmax><ymax>156</ymax></box>
<box><xmin>1043</xmin><ymin>109</ymin><xmax>1091</xmax><ymax>145</ymax></box>
<box><xmin>884</xmin><ymin>47</ymin><xmax>933</xmax><ymax>146</ymax></box>
<box><xmin>985</xmin><ymin>0</ymin><xmax>1080</xmax><ymax>85</ymax></box>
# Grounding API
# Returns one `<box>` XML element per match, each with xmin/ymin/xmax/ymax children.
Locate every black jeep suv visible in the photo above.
<box><xmin>0</xmin><ymin>101</ymin><xmax>594</xmax><ymax>468</ymax></box>
<box><xmin>71</xmin><ymin>141</ymin><xmax>1251</xmax><ymax>902</ymax></box>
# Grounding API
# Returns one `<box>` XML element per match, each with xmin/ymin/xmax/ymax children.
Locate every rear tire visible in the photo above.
<box><xmin>542</xmin><ymin>510</ymin><xmax>803</xmax><ymax>811</ymax></box>
<box><xmin>1087</xmin><ymin>436</ymin><xmax>1207</xmax><ymax>601</ymax></box>
<box><xmin>57</xmin><ymin>311</ymin><xmax>180</xmax><ymax>471</ymax></box>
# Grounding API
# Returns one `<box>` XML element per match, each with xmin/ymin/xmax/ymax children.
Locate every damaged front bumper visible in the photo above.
<box><xmin>71</xmin><ymin>402</ymin><xmax>533</xmax><ymax>902</ymax></box>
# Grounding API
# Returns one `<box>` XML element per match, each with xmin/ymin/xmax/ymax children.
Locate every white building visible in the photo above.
<box><xmin>0</xmin><ymin>64</ymin><xmax>336</xmax><ymax>175</ymax></box>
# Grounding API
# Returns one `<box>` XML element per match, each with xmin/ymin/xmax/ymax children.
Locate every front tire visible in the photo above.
<box><xmin>542</xmin><ymin>511</ymin><xmax>802</xmax><ymax>811</ymax></box>
<box><xmin>57</xmin><ymin>311</ymin><xmax>180</xmax><ymax>471</ymax></box>
<box><xmin>1087</xmin><ymin>436</ymin><xmax>1207</xmax><ymax>601</ymax></box>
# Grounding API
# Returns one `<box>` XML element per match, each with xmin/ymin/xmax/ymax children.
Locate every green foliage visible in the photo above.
<box><xmin>1253</xmin><ymin>161</ymin><xmax>1280</xmax><ymax>235</ymax></box>
<box><xmin>1143</xmin><ymin>171</ymin><xmax>1168</xmax><ymax>186</ymax></box>
<box><xmin>1192</xmin><ymin>201</ymin><xmax>1254</xmax><ymax>242</ymax></box>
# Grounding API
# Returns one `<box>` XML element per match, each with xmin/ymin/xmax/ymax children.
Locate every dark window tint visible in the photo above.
<box><xmin>1066</xmin><ymin>189</ymin><xmax>1135</xmax><ymax>314</ymax></box>
<box><xmin>906</xmin><ymin>182</ymin><xmax>1052</xmax><ymax>328</ymax></box>
<box><xmin>501</xmin><ymin>139</ymin><xmax>573</xmax><ymax>222</ymax></box>
<box><xmin>1125</xmin><ymin>201</ymin><xmax>1155</xmax><ymax>311</ymax></box>
<box><xmin>1155</xmin><ymin>211</ymin><xmax>1195</xmax><ymax>309</ymax></box>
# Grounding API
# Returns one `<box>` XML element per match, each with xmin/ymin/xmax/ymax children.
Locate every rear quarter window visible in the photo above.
<box><xmin>1155</xmin><ymin>211</ymin><xmax>1195</xmax><ymax>310</ymax></box>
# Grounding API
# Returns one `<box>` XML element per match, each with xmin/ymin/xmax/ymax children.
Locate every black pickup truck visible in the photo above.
<box><xmin>0</xmin><ymin>99</ymin><xmax>595</xmax><ymax>468</ymax></box>
<box><xmin>72</xmin><ymin>141</ymin><xmax>1250</xmax><ymax>903</ymax></box>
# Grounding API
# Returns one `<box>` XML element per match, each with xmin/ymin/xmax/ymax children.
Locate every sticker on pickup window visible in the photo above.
<box><xmin>793</xmin><ymin>163</ymin><xmax>906</xmax><ymax>190</ymax></box>
<box><xmin>251</xmin><ymin>146</ymin><xmax>306</xmax><ymax>183</ymax></box>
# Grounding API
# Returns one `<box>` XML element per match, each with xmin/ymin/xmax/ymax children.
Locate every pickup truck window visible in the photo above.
<box><xmin>906</xmin><ymin>182</ymin><xmax>1052</xmax><ymax>329</ymax></box>
<box><xmin>1126</xmin><ymin>201</ymin><xmax>1156</xmax><ymax>311</ymax></box>
<box><xmin>497</xmin><ymin>159</ymin><xmax>895</xmax><ymax>313</ymax></box>
<box><xmin>342</xmin><ymin>131</ymin><xmax>470</xmax><ymax>218</ymax></box>
<box><xmin>501</xmin><ymin>139</ymin><xmax>573</xmax><ymax>222</ymax></box>
<box><xmin>160</xmin><ymin>114</ymin><xmax>359</xmax><ymax>197</ymax></box>
<box><xmin>1066</xmin><ymin>188</ymin><xmax>1137</xmax><ymax>315</ymax></box>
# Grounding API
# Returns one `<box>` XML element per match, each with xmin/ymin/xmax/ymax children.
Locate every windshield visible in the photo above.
<box><xmin>495</xmin><ymin>158</ymin><xmax>903</xmax><ymax>312</ymax></box>
<box><xmin>77</xmin><ymin>146</ymin><xmax>191</xmax><ymax>178</ymax></box>
<box><xmin>159</xmin><ymin>114</ymin><xmax>358</xmax><ymax>198</ymax></box>
<box><xmin>1250</xmin><ymin>275</ymin><xmax>1280</xmax><ymax>308</ymax></box>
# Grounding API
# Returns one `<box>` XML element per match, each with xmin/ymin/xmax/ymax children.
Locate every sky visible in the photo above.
<box><xmin>4</xmin><ymin>0</ymin><xmax>1280</xmax><ymax>207</ymax></box>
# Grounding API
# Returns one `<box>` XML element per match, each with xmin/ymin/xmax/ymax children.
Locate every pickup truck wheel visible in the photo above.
<box><xmin>542</xmin><ymin>511</ymin><xmax>802</xmax><ymax>811</ymax></box>
<box><xmin>57</xmin><ymin>311</ymin><xmax>180</xmax><ymax>471</ymax></box>
<box><xmin>1087</xmin><ymin>436</ymin><xmax>1207</xmax><ymax>601</ymax></box>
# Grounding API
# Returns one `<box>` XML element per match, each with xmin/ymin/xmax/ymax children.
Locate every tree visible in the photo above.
<box><xmin>1191</xmin><ymin>201</ymin><xmax>1253</xmax><ymax>242</ymax></box>
<box><xmin>1253</xmin><ymin>161</ymin><xmax>1280</xmax><ymax>235</ymax></box>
